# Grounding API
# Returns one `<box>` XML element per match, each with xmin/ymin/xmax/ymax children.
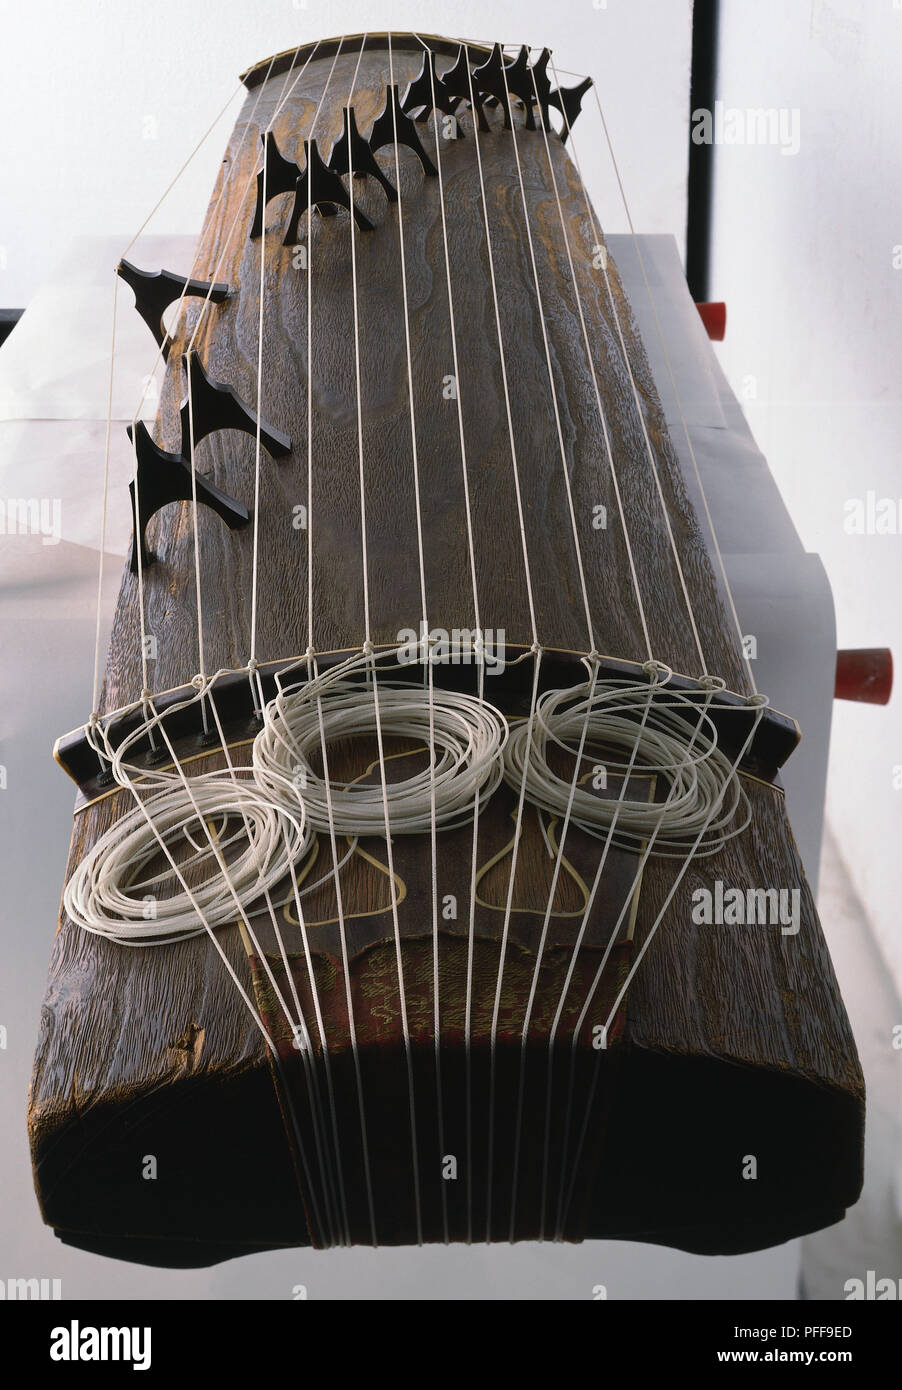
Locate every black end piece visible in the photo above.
<box><xmin>402</xmin><ymin>49</ymin><xmax>464</xmax><ymax>133</ymax></box>
<box><xmin>329</xmin><ymin>106</ymin><xmax>398</xmax><ymax>202</ymax></box>
<box><xmin>179</xmin><ymin>353</ymin><xmax>291</xmax><ymax>460</ymax></box>
<box><xmin>284</xmin><ymin>139</ymin><xmax>375</xmax><ymax>244</ymax></box>
<box><xmin>549</xmin><ymin>74</ymin><xmax>594</xmax><ymax>140</ymax></box>
<box><xmin>368</xmin><ymin>84</ymin><xmax>438</xmax><ymax>176</ymax></box>
<box><xmin>117</xmin><ymin>261</ymin><xmax>229</xmax><ymax>359</ymax></box>
<box><xmin>527</xmin><ymin>49</ymin><xmax>555</xmax><ymax>134</ymax></box>
<box><xmin>502</xmin><ymin>46</ymin><xmax>538</xmax><ymax>130</ymax></box>
<box><xmin>471</xmin><ymin>44</ymin><xmax>516</xmax><ymax>130</ymax></box>
<box><xmin>249</xmin><ymin>130</ymin><xmax>303</xmax><ymax>238</ymax></box>
<box><xmin>126</xmin><ymin>420</ymin><xmax>249</xmax><ymax>573</ymax></box>
<box><xmin>441</xmin><ymin>45</ymin><xmax>491</xmax><ymax>133</ymax></box>
<box><xmin>525</xmin><ymin>48</ymin><xmax>553</xmax><ymax>133</ymax></box>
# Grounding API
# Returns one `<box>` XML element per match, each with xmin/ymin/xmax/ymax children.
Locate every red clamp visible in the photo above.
<box><xmin>696</xmin><ymin>301</ymin><xmax>726</xmax><ymax>341</ymax></box>
<box><xmin>835</xmin><ymin>648</ymin><xmax>893</xmax><ymax>705</ymax></box>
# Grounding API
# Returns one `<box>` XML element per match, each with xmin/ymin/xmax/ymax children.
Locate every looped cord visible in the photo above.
<box><xmin>72</xmin><ymin>649</ymin><xmax>761</xmax><ymax>932</ymax></box>
<box><xmin>502</xmin><ymin>677</ymin><xmax>750</xmax><ymax>858</ymax></box>
<box><xmin>65</xmin><ymin>771</ymin><xmax>314</xmax><ymax>946</ymax></box>
<box><xmin>642</xmin><ymin>659</ymin><xmax>672</xmax><ymax>684</ymax></box>
<box><xmin>254</xmin><ymin>672</ymin><xmax>509</xmax><ymax>837</ymax></box>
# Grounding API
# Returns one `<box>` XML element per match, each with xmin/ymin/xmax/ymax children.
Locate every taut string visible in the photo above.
<box><xmin>413</xmin><ymin>33</ymin><xmax>489</xmax><ymax>1244</ymax></box>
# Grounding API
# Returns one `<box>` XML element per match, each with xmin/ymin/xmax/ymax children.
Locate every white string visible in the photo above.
<box><xmin>250</xmin><ymin>35</ymin><xmax>345</xmax><ymax>671</ymax></box>
<box><xmin>254</xmin><ymin>673</ymin><xmax>507</xmax><ymax>836</ymax></box>
<box><xmin>204</xmin><ymin>677</ymin><xmax>347</xmax><ymax>1247</ymax></box>
<box><xmin>359</xmin><ymin>28</ymin><xmax>422</xmax><ymax>1245</ymax></box>
<box><xmin>297</xmin><ymin>34</ymin><xmax>380</xmax><ymax>1249</ymax></box>
<box><xmin>65</xmin><ymin>771</ymin><xmax>312</xmax><ymax>944</ymax></box>
<box><xmin>572</xmin><ymin>71</ymin><xmax>759</xmax><ymax>695</ymax></box>
<box><xmin>128</xmin><ymin>53</ymin><xmax>286</xmax><ymax>441</ymax></box>
<box><xmin>506</xmin><ymin>659</ymin><xmax>601</xmax><ymax>1240</ymax></box>
<box><xmin>460</xmin><ymin>42</ymin><xmax>551</xmax><ymax>1242</ymax></box>
<box><xmin>90</xmin><ymin>275</ymin><xmax>120</xmax><ymax>726</ymax></box>
<box><xmin>387</xmin><ymin>30</ymin><xmax>446</xmax><ymax>1243</ymax></box>
<box><xmin>502</xmin><ymin>678</ymin><xmax>750</xmax><ymax>857</ymax></box>
<box><xmin>555</xmin><ymin>700</ymin><xmax>768</xmax><ymax>1237</ymax></box>
<box><xmin>499</xmin><ymin>49</ymin><xmax>656</xmax><ymax>1240</ymax></box>
<box><xmin>413</xmin><ymin>33</ymin><xmax>489</xmax><ymax>1246</ymax></box>
<box><xmin>464</xmin><ymin>52</ymin><xmax>539</xmax><ymax>647</ymax></box>
<box><xmin>93</xmin><ymin>46</ymin><xmax>345</xmax><ymax>1244</ymax></box>
<box><xmin>81</xmin><ymin>674</ymin><xmax>341</xmax><ymax>1244</ymax></box>
<box><xmin>527</xmin><ymin>59</ymin><xmax>653</xmax><ymax>664</ymax></box>
<box><xmin>121</xmin><ymin>85</ymin><xmax>245</xmax><ymax>262</ymax></box>
<box><xmin>536</xmin><ymin>671</ymin><xmax>661</xmax><ymax>1236</ymax></box>
<box><xmin>539</xmin><ymin>64</ymin><xmax>710</xmax><ymax>678</ymax></box>
<box><xmin>499</xmin><ymin>59</ymin><xmax>596</xmax><ymax>656</ymax></box>
<box><xmin>548</xmin><ymin>672</ymin><xmax>718</xmax><ymax>1237</ymax></box>
<box><xmin>249</xmin><ymin>117</ymin><xmax>268</xmax><ymax>664</ymax></box>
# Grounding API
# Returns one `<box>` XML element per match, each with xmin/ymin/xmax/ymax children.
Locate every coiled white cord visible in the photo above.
<box><xmin>64</xmin><ymin>768</ymin><xmax>314</xmax><ymax>946</ymax></box>
<box><xmin>253</xmin><ymin>670</ymin><xmax>509</xmax><ymax>836</ymax></box>
<box><xmin>502</xmin><ymin>678</ymin><xmax>750</xmax><ymax>857</ymax></box>
<box><xmin>69</xmin><ymin>653</ymin><xmax>757</xmax><ymax>945</ymax></box>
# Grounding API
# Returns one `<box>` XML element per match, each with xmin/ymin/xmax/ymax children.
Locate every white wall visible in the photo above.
<box><xmin>0</xmin><ymin>0</ymin><xmax>691</xmax><ymax>307</ymax></box>
<box><xmin>709</xmin><ymin>0</ymin><xmax>902</xmax><ymax>993</ymax></box>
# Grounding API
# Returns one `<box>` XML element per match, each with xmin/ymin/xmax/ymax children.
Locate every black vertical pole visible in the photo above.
<box><xmin>685</xmin><ymin>0</ymin><xmax>720</xmax><ymax>301</ymax></box>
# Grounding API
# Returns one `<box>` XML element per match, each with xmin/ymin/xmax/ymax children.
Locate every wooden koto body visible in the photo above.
<box><xmin>29</xmin><ymin>34</ymin><xmax>863</xmax><ymax>1265</ymax></box>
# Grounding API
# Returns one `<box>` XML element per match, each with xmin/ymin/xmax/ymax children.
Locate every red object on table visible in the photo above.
<box><xmin>835</xmin><ymin>648</ymin><xmax>893</xmax><ymax>704</ymax></box>
<box><xmin>696</xmin><ymin>301</ymin><xmax>726</xmax><ymax>341</ymax></box>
